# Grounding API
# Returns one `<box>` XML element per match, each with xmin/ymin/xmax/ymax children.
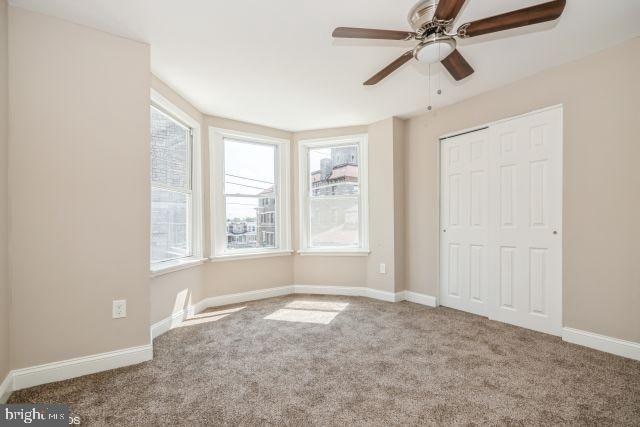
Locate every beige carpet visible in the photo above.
<box><xmin>9</xmin><ymin>295</ymin><xmax>640</xmax><ymax>425</ymax></box>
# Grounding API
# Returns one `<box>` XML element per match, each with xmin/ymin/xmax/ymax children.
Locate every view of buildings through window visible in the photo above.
<box><xmin>224</xmin><ymin>139</ymin><xmax>277</xmax><ymax>250</ymax></box>
<box><xmin>308</xmin><ymin>145</ymin><xmax>360</xmax><ymax>247</ymax></box>
<box><xmin>150</xmin><ymin>106</ymin><xmax>192</xmax><ymax>263</ymax></box>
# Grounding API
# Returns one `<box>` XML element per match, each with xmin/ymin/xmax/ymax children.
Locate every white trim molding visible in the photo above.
<box><xmin>150</xmin><ymin>257</ymin><xmax>206</xmax><ymax>277</ymax></box>
<box><xmin>7</xmin><ymin>344</ymin><xmax>153</xmax><ymax>393</ymax></box>
<box><xmin>193</xmin><ymin>286</ymin><xmax>294</xmax><ymax>314</ymax></box>
<box><xmin>150</xmin><ymin>306</ymin><xmax>194</xmax><ymax>341</ymax></box>
<box><xmin>209</xmin><ymin>250</ymin><xmax>293</xmax><ymax>262</ymax></box>
<box><xmin>562</xmin><ymin>327</ymin><xmax>640</xmax><ymax>361</ymax></box>
<box><xmin>296</xmin><ymin>250</ymin><xmax>370</xmax><ymax>257</ymax></box>
<box><xmin>400</xmin><ymin>291</ymin><xmax>439</xmax><ymax>307</ymax></box>
<box><xmin>194</xmin><ymin>285</ymin><xmax>437</xmax><ymax>314</ymax></box>
<box><xmin>0</xmin><ymin>371</ymin><xmax>12</xmax><ymax>403</ymax></box>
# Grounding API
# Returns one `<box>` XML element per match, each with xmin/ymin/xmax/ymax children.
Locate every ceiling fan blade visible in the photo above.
<box><xmin>441</xmin><ymin>49</ymin><xmax>474</xmax><ymax>81</ymax></box>
<box><xmin>332</xmin><ymin>27</ymin><xmax>415</xmax><ymax>40</ymax></box>
<box><xmin>364</xmin><ymin>50</ymin><xmax>414</xmax><ymax>85</ymax></box>
<box><xmin>434</xmin><ymin>0</ymin><xmax>468</xmax><ymax>21</ymax></box>
<box><xmin>458</xmin><ymin>0</ymin><xmax>566</xmax><ymax>38</ymax></box>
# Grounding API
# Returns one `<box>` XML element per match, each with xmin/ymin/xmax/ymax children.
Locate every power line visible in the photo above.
<box><xmin>225</xmin><ymin>173</ymin><xmax>273</xmax><ymax>185</ymax></box>
<box><xmin>226</xmin><ymin>181</ymin><xmax>271</xmax><ymax>191</ymax></box>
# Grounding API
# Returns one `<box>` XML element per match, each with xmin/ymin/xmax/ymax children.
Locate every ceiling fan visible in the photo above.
<box><xmin>332</xmin><ymin>0</ymin><xmax>566</xmax><ymax>85</ymax></box>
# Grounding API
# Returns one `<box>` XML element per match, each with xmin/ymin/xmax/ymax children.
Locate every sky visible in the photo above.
<box><xmin>224</xmin><ymin>139</ymin><xmax>275</xmax><ymax>220</ymax></box>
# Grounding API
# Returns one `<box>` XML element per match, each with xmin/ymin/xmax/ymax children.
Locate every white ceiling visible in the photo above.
<box><xmin>10</xmin><ymin>0</ymin><xmax>640</xmax><ymax>131</ymax></box>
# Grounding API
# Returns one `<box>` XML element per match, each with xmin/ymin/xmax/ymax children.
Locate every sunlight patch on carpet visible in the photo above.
<box><xmin>179</xmin><ymin>306</ymin><xmax>246</xmax><ymax>327</ymax></box>
<box><xmin>264</xmin><ymin>308</ymin><xmax>339</xmax><ymax>325</ymax></box>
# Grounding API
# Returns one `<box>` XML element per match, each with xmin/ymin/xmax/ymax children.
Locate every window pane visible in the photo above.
<box><xmin>151</xmin><ymin>106</ymin><xmax>190</xmax><ymax>189</ymax></box>
<box><xmin>225</xmin><ymin>194</ymin><xmax>277</xmax><ymax>250</ymax></box>
<box><xmin>309</xmin><ymin>145</ymin><xmax>358</xmax><ymax>197</ymax></box>
<box><xmin>224</xmin><ymin>139</ymin><xmax>275</xmax><ymax>196</ymax></box>
<box><xmin>309</xmin><ymin>197</ymin><xmax>359</xmax><ymax>248</ymax></box>
<box><xmin>224</xmin><ymin>138</ymin><xmax>278</xmax><ymax>252</ymax></box>
<box><xmin>151</xmin><ymin>188</ymin><xmax>190</xmax><ymax>263</ymax></box>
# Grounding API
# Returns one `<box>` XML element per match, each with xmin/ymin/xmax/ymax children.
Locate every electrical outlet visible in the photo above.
<box><xmin>112</xmin><ymin>300</ymin><xmax>127</xmax><ymax>319</ymax></box>
<box><xmin>379</xmin><ymin>263</ymin><xmax>386</xmax><ymax>274</ymax></box>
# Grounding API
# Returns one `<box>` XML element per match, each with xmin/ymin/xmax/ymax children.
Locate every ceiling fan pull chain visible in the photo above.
<box><xmin>427</xmin><ymin>63</ymin><xmax>432</xmax><ymax>111</ymax></box>
<box><xmin>437</xmin><ymin>41</ymin><xmax>442</xmax><ymax>95</ymax></box>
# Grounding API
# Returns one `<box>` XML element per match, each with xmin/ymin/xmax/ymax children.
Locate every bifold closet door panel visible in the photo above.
<box><xmin>440</xmin><ymin>129</ymin><xmax>490</xmax><ymax>317</ymax></box>
<box><xmin>487</xmin><ymin>107</ymin><xmax>563</xmax><ymax>336</ymax></box>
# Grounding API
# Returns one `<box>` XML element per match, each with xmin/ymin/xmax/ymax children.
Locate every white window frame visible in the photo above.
<box><xmin>297</xmin><ymin>134</ymin><xmax>369</xmax><ymax>256</ymax></box>
<box><xmin>150</xmin><ymin>89</ymin><xmax>204</xmax><ymax>276</ymax></box>
<box><xmin>210</xmin><ymin>127</ymin><xmax>292</xmax><ymax>261</ymax></box>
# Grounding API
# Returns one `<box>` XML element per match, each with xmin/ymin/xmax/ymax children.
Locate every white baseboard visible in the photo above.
<box><xmin>562</xmin><ymin>327</ymin><xmax>640</xmax><ymax>361</ymax></box>
<box><xmin>293</xmin><ymin>284</ymin><xmax>363</xmax><ymax>297</ymax></box>
<box><xmin>193</xmin><ymin>285</ymin><xmax>294</xmax><ymax>314</ymax></box>
<box><xmin>365</xmin><ymin>287</ymin><xmax>400</xmax><ymax>302</ymax></box>
<box><xmin>11</xmin><ymin>344</ymin><xmax>153</xmax><ymax>392</ymax></box>
<box><xmin>188</xmin><ymin>285</ymin><xmax>436</xmax><ymax>318</ymax></box>
<box><xmin>150</xmin><ymin>306</ymin><xmax>193</xmax><ymax>341</ymax></box>
<box><xmin>401</xmin><ymin>291</ymin><xmax>438</xmax><ymax>307</ymax></box>
<box><xmin>292</xmin><ymin>285</ymin><xmax>434</xmax><ymax>305</ymax></box>
<box><xmin>0</xmin><ymin>371</ymin><xmax>12</xmax><ymax>403</ymax></box>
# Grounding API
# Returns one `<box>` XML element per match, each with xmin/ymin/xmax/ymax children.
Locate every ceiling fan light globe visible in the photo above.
<box><xmin>414</xmin><ymin>37</ymin><xmax>456</xmax><ymax>64</ymax></box>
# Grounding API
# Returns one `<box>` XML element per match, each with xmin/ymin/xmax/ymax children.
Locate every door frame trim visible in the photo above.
<box><xmin>437</xmin><ymin>104</ymin><xmax>564</xmax><ymax>335</ymax></box>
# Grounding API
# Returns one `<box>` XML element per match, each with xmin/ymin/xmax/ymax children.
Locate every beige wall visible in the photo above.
<box><xmin>392</xmin><ymin>117</ymin><xmax>405</xmax><ymax>292</ymax></box>
<box><xmin>205</xmin><ymin>256</ymin><xmax>293</xmax><ymax>296</ymax></box>
<box><xmin>0</xmin><ymin>0</ymin><xmax>9</xmax><ymax>381</ymax></box>
<box><xmin>405</xmin><ymin>37</ymin><xmax>640</xmax><ymax>342</ymax></box>
<box><xmin>151</xmin><ymin>267</ymin><xmax>204</xmax><ymax>324</ymax></box>
<box><xmin>9</xmin><ymin>8</ymin><xmax>151</xmax><ymax>368</ymax></box>
<box><xmin>365</xmin><ymin>118</ymin><xmax>399</xmax><ymax>293</ymax></box>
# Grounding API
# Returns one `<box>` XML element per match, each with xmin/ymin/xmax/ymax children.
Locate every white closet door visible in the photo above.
<box><xmin>488</xmin><ymin>107</ymin><xmax>562</xmax><ymax>336</ymax></box>
<box><xmin>440</xmin><ymin>129</ymin><xmax>489</xmax><ymax>317</ymax></box>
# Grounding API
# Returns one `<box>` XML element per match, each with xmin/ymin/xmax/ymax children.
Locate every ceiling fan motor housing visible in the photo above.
<box><xmin>407</xmin><ymin>0</ymin><xmax>438</xmax><ymax>34</ymax></box>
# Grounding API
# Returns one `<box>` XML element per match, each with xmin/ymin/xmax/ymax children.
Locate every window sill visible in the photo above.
<box><xmin>150</xmin><ymin>257</ymin><xmax>206</xmax><ymax>278</ymax></box>
<box><xmin>296</xmin><ymin>249</ymin><xmax>370</xmax><ymax>257</ymax></box>
<box><xmin>210</xmin><ymin>250</ymin><xmax>293</xmax><ymax>262</ymax></box>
